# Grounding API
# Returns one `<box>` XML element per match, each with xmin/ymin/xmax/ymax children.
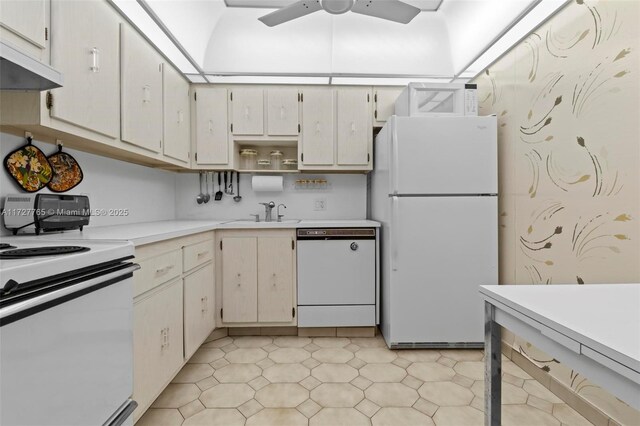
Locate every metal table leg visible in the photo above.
<box><xmin>485</xmin><ymin>301</ymin><xmax>501</xmax><ymax>426</ymax></box>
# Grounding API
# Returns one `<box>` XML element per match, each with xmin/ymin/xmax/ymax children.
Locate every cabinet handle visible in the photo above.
<box><xmin>90</xmin><ymin>47</ymin><xmax>100</xmax><ymax>72</ymax></box>
<box><xmin>237</xmin><ymin>273</ymin><xmax>242</xmax><ymax>287</ymax></box>
<box><xmin>208</xmin><ymin>120</ymin><xmax>213</xmax><ymax>133</ymax></box>
<box><xmin>197</xmin><ymin>251</ymin><xmax>209</xmax><ymax>258</ymax></box>
<box><xmin>280</xmin><ymin>106</ymin><xmax>285</xmax><ymax>120</ymax></box>
<box><xmin>272</xmin><ymin>272</ymin><xmax>277</xmax><ymax>287</ymax></box>
<box><xmin>315</xmin><ymin>121</ymin><xmax>321</xmax><ymax>133</ymax></box>
<box><xmin>155</xmin><ymin>264</ymin><xmax>174</xmax><ymax>275</ymax></box>
<box><xmin>244</xmin><ymin>106</ymin><xmax>250</xmax><ymax>120</ymax></box>
<box><xmin>351</xmin><ymin>122</ymin><xmax>356</xmax><ymax>134</ymax></box>
<box><xmin>143</xmin><ymin>85</ymin><xmax>151</xmax><ymax>103</ymax></box>
<box><xmin>166</xmin><ymin>327</ymin><xmax>170</xmax><ymax>347</ymax></box>
<box><xmin>177</xmin><ymin>110</ymin><xmax>184</xmax><ymax>124</ymax></box>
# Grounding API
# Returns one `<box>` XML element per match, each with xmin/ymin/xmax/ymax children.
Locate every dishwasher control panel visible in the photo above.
<box><xmin>297</xmin><ymin>228</ymin><xmax>376</xmax><ymax>239</ymax></box>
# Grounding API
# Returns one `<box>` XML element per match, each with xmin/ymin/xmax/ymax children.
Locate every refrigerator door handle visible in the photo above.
<box><xmin>391</xmin><ymin>120</ymin><xmax>399</xmax><ymax>195</ymax></box>
<box><xmin>391</xmin><ymin>196</ymin><xmax>399</xmax><ymax>271</ymax></box>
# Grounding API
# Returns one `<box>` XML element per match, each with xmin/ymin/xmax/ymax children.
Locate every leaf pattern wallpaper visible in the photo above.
<box><xmin>473</xmin><ymin>0</ymin><xmax>639</xmax><ymax>424</ymax></box>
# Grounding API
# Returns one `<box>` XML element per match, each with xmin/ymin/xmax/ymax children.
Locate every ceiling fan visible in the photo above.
<box><xmin>258</xmin><ymin>0</ymin><xmax>421</xmax><ymax>27</ymax></box>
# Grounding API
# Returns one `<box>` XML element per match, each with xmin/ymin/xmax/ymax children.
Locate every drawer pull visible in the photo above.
<box><xmin>196</xmin><ymin>251</ymin><xmax>209</xmax><ymax>258</ymax></box>
<box><xmin>155</xmin><ymin>264</ymin><xmax>175</xmax><ymax>275</ymax></box>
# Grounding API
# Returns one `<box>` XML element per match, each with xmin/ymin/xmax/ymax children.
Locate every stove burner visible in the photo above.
<box><xmin>0</xmin><ymin>246</ymin><xmax>90</xmax><ymax>259</ymax></box>
<box><xmin>0</xmin><ymin>243</ymin><xmax>17</xmax><ymax>250</ymax></box>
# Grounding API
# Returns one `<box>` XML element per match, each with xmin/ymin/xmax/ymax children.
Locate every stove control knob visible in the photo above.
<box><xmin>350</xmin><ymin>242</ymin><xmax>359</xmax><ymax>251</ymax></box>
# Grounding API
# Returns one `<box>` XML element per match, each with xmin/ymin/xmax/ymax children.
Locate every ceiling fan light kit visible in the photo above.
<box><xmin>258</xmin><ymin>0</ymin><xmax>421</xmax><ymax>27</ymax></box>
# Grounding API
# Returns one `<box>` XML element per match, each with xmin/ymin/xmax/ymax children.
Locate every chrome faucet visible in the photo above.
<box><xmin>259</xmin><ymin>201</ymin><xmax>276</xmax><ymax>222</ymax></box>
<box><xmin>277</xmin><ymin>204</ymin><xmax>287</xmax><ymax>222</ymax></box>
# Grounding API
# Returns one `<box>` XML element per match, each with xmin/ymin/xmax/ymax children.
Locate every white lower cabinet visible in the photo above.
<box><xmin>133</xmin><ymin>278</ymin><xmax>183</xmax><ymax>421</ymax></box>
<box><xmin>132</xmin><ymin>232</ymin><xmax>215</xmax><ymax>421</ymax></box>
<box><xmin>183</xmin><ymin>263</ymin><xmax>215</xmax><ymax>359</ymax></box>
<box><xmin>218</xmin><ymin>230</ymin><xmax>296</xmax><ymax>327</ymax></box>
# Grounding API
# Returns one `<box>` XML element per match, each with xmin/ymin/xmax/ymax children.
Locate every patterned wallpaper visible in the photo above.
<box><xmin>473</xmin><ymin>0</ymin><xmax>639</xmax><ymax>424</ymax></box>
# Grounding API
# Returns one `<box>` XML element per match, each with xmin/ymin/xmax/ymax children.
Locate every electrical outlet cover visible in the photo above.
<box><xmin>314</xmin><ymin>198</ymin><xmax>327</xmax><ymax>211</ymax></box>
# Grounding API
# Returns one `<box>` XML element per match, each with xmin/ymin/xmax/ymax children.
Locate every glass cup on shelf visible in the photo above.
<box><xmin>240</xmin><ymin>149</ymin><xmax>257</xmax><ymax>170</ymax></box>
<box><xmin>257</xmin><ymin>159</ymin><xmax>271</xmax><ymax>170</ymax></box>
<box><xmin>282</xmin><ymin>159</ymin><xmax>298</xmax><ymax>170</ymax></box>
<box><xmin>270</xmin><ymin>150</ymin><xmax>283</xmax><ymax>170</ymax></box>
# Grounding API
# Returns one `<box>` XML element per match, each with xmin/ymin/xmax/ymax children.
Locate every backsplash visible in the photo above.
<box><xmin>174</xmin><ymin>172</ymin><xmax>367</xmax><ymax>221</ymax></box>
<box><xmin>0</xmin><ymin>132</ymin><xmax>177</xmax><ymax>235</ymax></box>
<box><xmin>473</xmin><ymin>0</ymin><xmax>639</xmax><ymax>424</ymax></box>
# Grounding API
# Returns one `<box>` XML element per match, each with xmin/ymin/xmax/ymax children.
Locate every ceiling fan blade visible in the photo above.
<box><xmin>258</xmin><ymin>0</ymin><xmax>322</xmax><ymax>26</ymax></box>
<box><xmin>351</xmin><ymin>0</ymin><xmax>420</xmax><ymax>24</ymax></box>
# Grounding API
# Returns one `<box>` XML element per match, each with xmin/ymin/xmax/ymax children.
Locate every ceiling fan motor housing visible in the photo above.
<box><xmin>321</xmin><ymin>0</ymin><xmax>354</xmax><ymax>14</ymax></box>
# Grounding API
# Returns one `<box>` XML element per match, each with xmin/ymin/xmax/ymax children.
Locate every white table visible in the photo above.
<box><xmin>480</xmin><ymin>284</ymin><xmax>640</xmax><ymax>426</ymax></box>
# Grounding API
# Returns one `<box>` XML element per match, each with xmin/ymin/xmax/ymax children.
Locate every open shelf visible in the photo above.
<box><xmin>238</xmin><ymin>169</ymin><xmax>299</xmax><ymax>174</ymax></box>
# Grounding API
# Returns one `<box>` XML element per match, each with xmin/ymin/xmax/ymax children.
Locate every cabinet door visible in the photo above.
<box><xmin>163</xmin><ymin>64</ymin><xmax>190</xmax><ymax>163</ymax></box>
<box><xmin>231</xmin><ymin>88</ymin><xmax>264</xmax><ymax>135</ymax></box>
<box><xmin>221</xmin><ymin>237</ymin><xmax>257</xmax><ymax>323</ymax></box>
<box><xmin>336</xmin><ymin>88</ymin><xmax>371</xmax><ymax>166</ymax></box>
<box><xmin>121</xmin><ymin>24</ymin><xmax>163</xmax><ymax>153</ymax></box>
<box><xmin>184</xmin><ymin>263</ymin><xmax>215</xmax><ymax>359</ymax></box>
<box><xmin>133</xmin><ymin>279</ymin><xmax>183</xmax><ymax>421</ymax></box>
<box><xmin>300</xmin><ymin>88</ymin><xmax>334</xmax><ymax>166</ymax></box>
<box><xmin>257</xmin><ymin>237</ymin><xmax>294</xmax><ymax>323</ymax></box>
<box><xmin>49</xmin><ymin>0</ymin><xmax>120</xmax><ymax>138</ymax></box>
<box><xmin>0</xmin><ymin>0</ymin><xmax>46</xmax><ymax>56</ymax></box>
<box><xmin>195</xmin><ymin>87</ymin><xmax>229</xmax><ymax>165</ymax></box>
<box><xmin>267</xmin><ymin>89</ymin><xmax>299</xmax><ymax>136</ymax></box>
<box><xmin>374</xmin><ymin>87</ymin><xmax>403</xmax><ymax>126</ymax></box>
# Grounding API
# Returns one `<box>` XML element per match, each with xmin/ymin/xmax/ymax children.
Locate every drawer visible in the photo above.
<box><xmin>134</xmin><ymin>249</ymin><xmax>182</xmax><ymax>297</ymax></box>
<box><xmin>183</xmin><ymin>240</ymin><xmax>214</xmax><ymax>272</ymax></box>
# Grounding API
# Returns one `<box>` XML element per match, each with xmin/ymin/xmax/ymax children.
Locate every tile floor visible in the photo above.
<box><xmin>138</xmin><ymin>335</ymin><xmax>594</xmax><ymax>426</ymax></box>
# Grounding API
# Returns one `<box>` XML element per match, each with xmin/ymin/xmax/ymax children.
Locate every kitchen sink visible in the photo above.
<box><xmin>223</xmin><ymin>219</ymin><xmax>301</xmax><ymax>226</ymax></box>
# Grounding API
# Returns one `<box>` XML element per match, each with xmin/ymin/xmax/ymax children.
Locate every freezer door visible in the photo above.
<box><xmin>387</xmin><ymin>196</ymin><xmax>498</xmax><ymax>344</ymax></box>
<box><xmin>389</xmin><ymin>116</ymin><xmax>497</xmax><ymax>195</ymax></box>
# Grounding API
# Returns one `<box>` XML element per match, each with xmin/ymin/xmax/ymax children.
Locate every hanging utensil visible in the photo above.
<box><xmin>203</xmin><ymin>172</ymin><xmax>211</xmax><ymax>203</ymax></box>
<box><xmin>228</xmin><ymin>171</ymin><xmax>234</xmax><ymax>195</ymax></box>
<box><xmin>215</xmin><ymin>172</ymin><xmax>223</xmax><ymax>201</ymax></box>
<box><xmin>196</xmin><ymin>172</ymin><xmax>205</xmax><ymax>204</ymax></box>
<box><xmin>233</xmin><ymin>172</ymin><xmax>242</xmax><ymax>202</ymax></box>
<box><xmin>223</xmin><ymin>171</ymin><xmax>229</xmax><ymax>194</ymax></box>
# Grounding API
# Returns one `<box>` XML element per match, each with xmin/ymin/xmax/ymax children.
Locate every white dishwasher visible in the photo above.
<box><xmin>297</xmin><ymin>228</ymin><xmax>377</xmax><ymax>327</ymax></box>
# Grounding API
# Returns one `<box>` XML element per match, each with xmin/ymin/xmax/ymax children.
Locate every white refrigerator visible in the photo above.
<box><xmin>370</xmin><ymin>115</ymin><xmax>498</xmax><ymax>348</ymax></box>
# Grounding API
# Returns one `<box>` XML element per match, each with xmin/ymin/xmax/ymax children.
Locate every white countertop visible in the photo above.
<box><xmin>30</xmin><ymin>219</ymin><xmax>380</xmax><ymax>246</ymax></box>
<box><xmin>480</xmin><ymin>284</ymin><xmax>640</xmax><ymax>373</ymax></box>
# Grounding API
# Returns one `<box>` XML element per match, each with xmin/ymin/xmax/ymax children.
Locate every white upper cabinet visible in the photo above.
<box><xmin>231</xmin><ymin>88</ymin><xmax>263</xmax><ymax>136</ymax></box>
<box><xmin>374</xmin><ymin>87</ymin><xmax>403</xmax><ymax>126</ymax></box>
<box><xmin>120</xmin><ymin>24</ymin><xmax>163</xmax><ymax>153</ymax></box>
<box><xmin>162</xmin><ymin>64</ymin><xmax>190</xmax><ymax>163</ymax></box>
<box><xmin>300</xmin><ymin>88</ymin><xmax>334</xmax><ymax>167</ymax></box>
<box><xmin>49</xmin><ymin>0</ymin><xmax>120</xmax><ymax>138</ymax></box>
<box><xmin>0</xmin><ymin>0</ymin><xmax>47</xmax><ymax>60</ymax></box>
<box><xmin>267</xmin><ymin>89</ymin><xmax>299</xmax><ymax>136</ymax></box>
<box><xmin>195</xmin><ymin>87</ymin><xmax>229</xmax><ymax>165</ymax></box>
<box><xmin>336</xmin><ymin>88</ymin><xmax>372</xmax><ymax>166</ymax></box>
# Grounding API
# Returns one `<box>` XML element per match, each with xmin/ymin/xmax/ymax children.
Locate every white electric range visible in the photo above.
<box><xmin>0</xmin><ymin>236</ymin><xmax>139</xmax><ymax>426</ymax></box>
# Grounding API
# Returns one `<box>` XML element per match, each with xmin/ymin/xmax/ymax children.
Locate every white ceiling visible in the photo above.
<box><xmin>113</xmin><ymin>0</ymin><xmax>569</xmax><ymax>83</ymax></box>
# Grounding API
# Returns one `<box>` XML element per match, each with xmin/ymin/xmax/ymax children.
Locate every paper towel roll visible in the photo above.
<box><xmin>252</xmin><ymin>175</ymin><xmax>283</xmax><ymax>192</ymax></box>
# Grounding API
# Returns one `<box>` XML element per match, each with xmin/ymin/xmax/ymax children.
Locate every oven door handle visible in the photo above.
<box><xmin>104</xmin><ymin>399</ymin><xmax>138</xmax><ymax>426</ymax></box>
<box><xmin>0</xmin><ymin>264</ymin><xmax>140</xmax><ymax>326</ymax></box>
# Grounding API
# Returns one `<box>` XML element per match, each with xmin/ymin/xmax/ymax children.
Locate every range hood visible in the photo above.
<box><xmin>0</xmin><ymin>41</ymin><xmax>63</xmax><ymax>90</ymax></box>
